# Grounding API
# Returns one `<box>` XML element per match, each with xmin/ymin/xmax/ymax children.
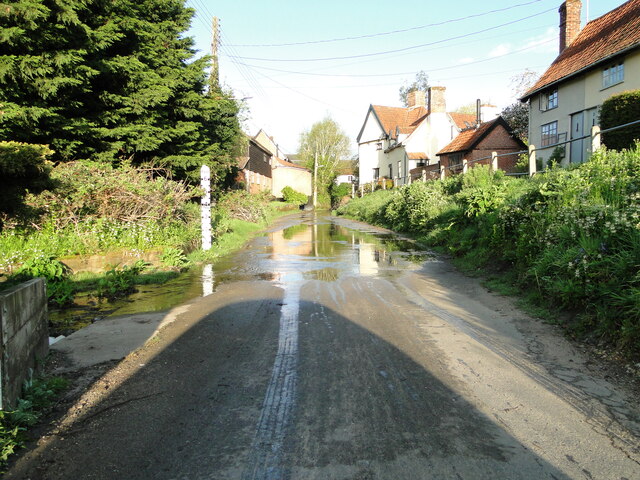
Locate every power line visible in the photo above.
<box><xmin>225</xmin><ymin>0</ymin><xmax>547</xmax><ymax>47</ymax></box>
<box><xmin>225</xmin><ymin>7</ymin><xmax>555</xmax><ymax>62</ymax></box>
<box><xmin>232</xmin><ymin>38</ymin><xmax>556</xmax><ymax>78</ymax></box>
<box><xmin>241</xmin><ymin>23</ymin><xmax>555</xmax><ymax>80</ymax></box>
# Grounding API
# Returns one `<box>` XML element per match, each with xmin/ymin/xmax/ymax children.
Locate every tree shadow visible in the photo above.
<box><xmin>6</xmin><ymin>290</ymin><xmax>573</xmax><ymax>480</ymax></box>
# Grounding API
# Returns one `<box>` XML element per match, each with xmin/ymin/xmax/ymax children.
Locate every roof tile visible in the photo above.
<box><xmin>524</xmin><ymin>0</ymin><xmax>640</xmax><ymax>98</ymax></box>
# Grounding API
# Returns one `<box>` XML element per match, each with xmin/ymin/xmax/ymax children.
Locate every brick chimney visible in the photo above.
<box><xmin>406</xmin><ymin>90</ymin><xmax>426</xmax><ymax>108</ymax></box>
<box><xmin>559</xmin><ymin>0</ymin><xmax>581</xmax><ymax>54</ymax></box>
<box><xmin>428</xmin><ymin>86</ymin><xmax>446</xmax><ymax>113</ymax></box>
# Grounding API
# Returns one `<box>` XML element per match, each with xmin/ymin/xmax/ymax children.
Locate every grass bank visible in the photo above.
<box><xmin>337</xmin><ymin>144</ymin><xmax>640</xmax><ymax>359</ymax></box>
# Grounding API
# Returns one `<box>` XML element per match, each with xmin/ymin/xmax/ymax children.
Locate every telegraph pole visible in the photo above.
<box><xmin>210</xmin><ymin>16</ymin><xmax>220</xmax><ymax>92</ymax></box>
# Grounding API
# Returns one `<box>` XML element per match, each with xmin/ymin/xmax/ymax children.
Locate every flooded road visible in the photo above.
<box><xmin>8</xmin><ymin>213</ymin><xmax>640</xmax><ymax>479</ymax></box>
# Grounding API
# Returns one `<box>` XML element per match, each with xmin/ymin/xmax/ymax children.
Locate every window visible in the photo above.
<box><xmin>540</xmin><ymin>89</ymin><xmax>558</xmax><ymax>111</ymax></box>
<box><xmin>388</xmin><ymin>164</ymin><xmax>393</xmax><ymax>179</ymax></box>
<box><xmin>541</xmin><ymin>121</ymin><xmax>558</xmax><ymax>146</ymax></box>
<box><xmin>373</xmin><ymin>168</ymin><xmax>379</xmax><ymax>179</ymax></box>
<box><xmin>603</xmin><ymin>62</ymin><xmax>624</xmax><ymax>88</ymax></box>
<box><xmin>398</xmin><ymin>161</ymin><xmax>402</xmax><ymax>178</ymax></box>
<box><xmin>376</xmin><ymin>142</ymin><xmax>382</xmax><ymax>151</ymax></box>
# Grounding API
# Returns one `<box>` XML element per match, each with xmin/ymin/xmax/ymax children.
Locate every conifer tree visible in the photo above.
<box><xmin>0</xmin><ymin>0</ymin><xmax>241</xmax><ymax>183</ymax></box>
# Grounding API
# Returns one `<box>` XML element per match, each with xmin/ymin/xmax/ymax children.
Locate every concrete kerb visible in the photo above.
<box><xmin>50</xmin><ymin>303</ymin><xmax>192</xmax><ymax>371</ymax></box>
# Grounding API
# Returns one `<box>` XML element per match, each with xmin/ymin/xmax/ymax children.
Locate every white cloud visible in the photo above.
<box><xmin>488</xmin><ymin>44</ymin><xmax>511</xmax><ymax>58</ymax></box>
<box><xmin>458</xmin><ymin>57</ymin><xmax>475</xmax><ymax>64</ymax></box>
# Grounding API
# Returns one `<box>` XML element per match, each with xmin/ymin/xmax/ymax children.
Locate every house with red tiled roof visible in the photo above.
<box><xmin>520</xmin><ymin>0</ymin><xmax>640</xmax><ymax>165</ymax></box>
<box><xmin>434</xmin><ymin>117</ymin><xmax>527</xmax><ymax>178</ymax></box>
<box><xmin>356</xmin><ymin>87</ymin><xmax>488</xmax><ymax>186</ymax></box>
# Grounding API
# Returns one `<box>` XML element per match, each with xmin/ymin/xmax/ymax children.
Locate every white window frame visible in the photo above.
<box><xmin>603</xmin><ymin>62</ymin><xmax>624</xmax><ymax>88</ymax></box>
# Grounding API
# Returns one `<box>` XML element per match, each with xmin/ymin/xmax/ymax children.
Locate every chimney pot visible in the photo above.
<box><xmin>406</xmin><ymin>90</ymin><xmax>426</xmax><ymax>108</ymax></box>
<box><xmin>559</xmin><ymin>0</ymin><xmax>582</xmax><ymax>54</ymax></box>
<box><xmin>428</xmin><ymin>86</ymin><xmax>446</xmax><ymax>114</ymax></box>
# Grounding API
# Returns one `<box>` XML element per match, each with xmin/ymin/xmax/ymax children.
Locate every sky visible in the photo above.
<box><xmin>184</xmin><ymin>0</ymin><xmax>627</xmax><ymax>156</ymax></box>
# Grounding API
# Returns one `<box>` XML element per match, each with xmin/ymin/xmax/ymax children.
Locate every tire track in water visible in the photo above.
<box><xmin>242</xmin><ymin>272</ymin><xmax>302</xmax><ymax>480</ymax></box>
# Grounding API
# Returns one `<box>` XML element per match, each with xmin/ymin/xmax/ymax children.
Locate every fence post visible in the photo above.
<box><xmin>528</xmin><ymin>144</ymin><xmax>536</xmax><ymax>177</ymax></box>
<box><xmin>422</xmin><ymin>169</ymin><xmax>427</xmax><ymax>182</ymax></box>
<box><xmin>440</xmin><ymin>166</ymin><xmax>445</xmax><ymax>181</ymax></box>
<box><xmin>491</xmin><ymin>151</ymin><xmax>498</xmax><ymax>172</ymax></box>
<box><xmin>462</xmin><ymin>159</ymin><xmax>468</xmax><ymax>174</ymax></box>
<box><xmin>360</xmin><ymin>186</ymin><xmax>364</xmax><ymax>197</ymax></box>
<box><xmin>351</xmin><ymin>182</ymin><xmax>355</xmax><ymax>198</ymax></box>
<box><xmin>591</xmin><ymin>125</ymin><xmax>601</xmax><ymax>153</ymax></box>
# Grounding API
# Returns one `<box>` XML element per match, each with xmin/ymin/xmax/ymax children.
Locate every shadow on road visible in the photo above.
<box><xmin>7</xmin><ymin>289</ymin><xmax>571</xmax><ymax>480</ymax></box>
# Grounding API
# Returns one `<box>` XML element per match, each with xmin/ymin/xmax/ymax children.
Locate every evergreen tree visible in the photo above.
<box><xmin>0</xmin><ymin>0</ymin><xmax>241</xmax><ymax>183</ymax></box>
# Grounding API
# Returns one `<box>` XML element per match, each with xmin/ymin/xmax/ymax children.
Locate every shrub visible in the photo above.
<box><xmin>600</xmin><ymin>90</ymin><xmax>640</xmax><ymax>151</ymax></box>
<box><xmin>282</xmin><ymin>186</ymin><xmax>308</xmax><ymax>205</ymax></box>
<box><xmin>0</xmin><ymin>142</ymin><xmax>53</xmax><ymax>230</ymax></box>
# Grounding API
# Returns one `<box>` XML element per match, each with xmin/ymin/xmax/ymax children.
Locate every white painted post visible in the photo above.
<box><xmin>351</xmin><ymin>182</ymin><xmax>355</xmax><ymax>198</ymax></box>
<box><xmin>371</xmin><ymin>180</ymin><xmax>375</xmax><ymax>192</ymax></box>
<box><xmin>491</xmin><ymin>151</ymin><xmax>498</xmax><ymax>172</ymax></box>
<box><xmin>202</xmin><ymin>264</ymin><xmax>214</xmax><ymax>296</ymax></box>
<box><xmin>440</xmin><ymin>166</ymin><xmax>445</xmax><ymax>181</ymax></box>
<box><xmin>200</xmin><ymin>165</ymin><xmax>212</xmax><ymax>251</ymax></box>
<box><xmin>528</xmin><ymin>144</ymin><xmax>536</xmax><ymax>177</ymax></box>
<box><xmin>422</xmin><ymin>169</ymin><xmax>427</xmax><ymax>182</ymax></box>
<box><xmin>463</xmin><ymin>159</ymin><xmax>468</xmax><ymax>174</ymax></box>
<box><xmin>591</xmin><ymin>125</ymin><xmax>601</xmax><ymax>153</ymax></box>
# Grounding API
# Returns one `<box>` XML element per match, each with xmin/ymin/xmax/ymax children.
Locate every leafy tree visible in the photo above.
<box><xmin>399</xmin><ymin>71</ymin><xmax>429</xmax><ymax>107</ymax></box>
<box><xmin>0</xmin><ymin>142</ymin><xmax>53</xmax><ymax>230</ymax></box>
<box><xmin>501</xmin><ymin>102</ymin><xmax>529</xmax><ymax>143</ymax></box>
<box><xmin>454</xmin><ymin>103</ymin><xmax>477</xmax><ymax>114</ymax></box>
<box><xmin>299</xmin><ymin>117</ymin><xmax>351</xmax><ymax>207</ymax></box>
<box><xmin>600</xmin><ymin>90</ymin><xmax>640</xmax><ymax>151</ymax></box>
<box><xmin>0</xmin><ymin>0</ymin><xmax>242</xmax><ymax>184</ymax></box>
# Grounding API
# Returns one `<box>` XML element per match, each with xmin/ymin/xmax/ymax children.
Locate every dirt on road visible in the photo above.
<box><xmin>6</xmin><ymin>214</ymin><xmax>640</xmax><ymax>479</ymax></box>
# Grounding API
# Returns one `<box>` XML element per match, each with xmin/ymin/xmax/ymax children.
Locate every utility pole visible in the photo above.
<box><xmin>313</xmin><ymin>151</ymin><xmax>318</xmax><ymax>209</ymax></box>
<box><xmin>210</xmin><ymin>16</ymin><xmax>220</xmax><ymax>93</ymax></box>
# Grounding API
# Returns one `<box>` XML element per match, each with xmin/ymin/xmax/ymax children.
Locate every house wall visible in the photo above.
<box><xmin>358</xmin><ymin>110</ymin><xmax>385</xmax><ymax>185</ymax></box>
<box><xmin>528</xmin><ymin>48</ymin><xmax>640</xmax><ymax>166</ymax></box>
<box><xmin>272</xmin><ymin>167</ymin><xmax>312</xmax><ymax>199</ymax></box>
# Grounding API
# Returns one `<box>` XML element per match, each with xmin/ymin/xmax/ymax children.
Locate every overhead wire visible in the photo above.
<box><xmin>231</xmin><ymin>38</ymin><xmax>556</xmax><ymax>78</ymax></box>
<box><xmin>225</xmin><ymin>7</ymin><xmax>555</xmax><ymax>62</ymax></box>
<box><xmin>225</xmin><ymin>0</ymin><xmax>547</xmax><ymax>47</ymax></box>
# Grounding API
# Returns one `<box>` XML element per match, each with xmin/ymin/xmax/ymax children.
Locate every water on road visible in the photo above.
<box><xmin>8</xmin><ymin>212</ymin><xmax>640</xmax><ymax>480</ymax></box>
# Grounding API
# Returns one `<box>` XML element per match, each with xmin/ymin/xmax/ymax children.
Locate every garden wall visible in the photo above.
<box><xmin>0</xmin><ymin>278</ymin><xmax>49</xmax><ymax>409</ymax></box>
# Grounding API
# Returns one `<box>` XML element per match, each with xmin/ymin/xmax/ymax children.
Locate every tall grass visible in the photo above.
<box><xmin>338</xmin><ymin>144</ymin><xmax>640</xmax><ymax>358</ymax></box>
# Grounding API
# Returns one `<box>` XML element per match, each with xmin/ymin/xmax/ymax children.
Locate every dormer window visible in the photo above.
<box><xmin>540</xmin><ymin>89</ymin><xmax>558</xmax><ymax>111</ymax></box>
<box><xmin>603</xmin><ymin>61</ymin><xmax>624</xmax><ymax>88</ymax></box>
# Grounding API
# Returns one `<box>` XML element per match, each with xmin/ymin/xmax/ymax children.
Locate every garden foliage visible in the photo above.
<box><xmin>338</xmin><ymin>147</ymin><xmax>640</xmax><ymax>356</ymax></box>
<box><xmin>600</xmin><ymin>90</ymin><xmax>640</xmax><ymax>151</ymax></box>
<box><xmin>282</xmin><ymin>186</ymin><xmax>308</xmax><ymax>205</ymax></box>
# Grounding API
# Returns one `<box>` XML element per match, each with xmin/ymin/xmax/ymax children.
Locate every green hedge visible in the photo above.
<box><xmin>600</xmin><ymin>90</ymin><xmax>640</xmax><ymax>151</ymax></box>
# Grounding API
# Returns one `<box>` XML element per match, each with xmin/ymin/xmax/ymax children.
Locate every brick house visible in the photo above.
<box><xmin>238</xmin><ymin>130</ymin><xmax>312</xmax><ymax>198</ymax></box>
<box><xmin>435</xmin><ymin>117</ymin><xmax>527</xmax><ymax>177</ymax></box>
<box><xmin>520</xmin><ymin>0</ymin><xmax>640</xmax><ymax>165</ymax></box>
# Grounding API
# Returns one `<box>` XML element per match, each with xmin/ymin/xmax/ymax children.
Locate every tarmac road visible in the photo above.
<box><xmin>7</xmin><ymin>213</ymin><xmax>640</xmax><ymax>479</ymax></box>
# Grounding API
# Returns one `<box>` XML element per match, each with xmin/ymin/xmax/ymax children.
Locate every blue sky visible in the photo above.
<box><xmin>184</xmin><ymin>0</ymin><xmax>626</xmax><ymax>155</ymax></box>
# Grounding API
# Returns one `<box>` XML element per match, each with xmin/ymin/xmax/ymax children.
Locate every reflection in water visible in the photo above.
<box><xmin>202</xmin><ymin>264</ymin><xmax>214</xmax><ymax>296</ymax></box>
<box><xmin>51</xmin><ymin>214</ymin><xmax>434</xmax><ymax>330</ymax></box>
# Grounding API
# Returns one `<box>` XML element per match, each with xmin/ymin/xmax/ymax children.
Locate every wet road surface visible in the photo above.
<box><xmin>7</xmin><ymin>213</ymin><xmax>640</xmax><ymax>479</ymax></box>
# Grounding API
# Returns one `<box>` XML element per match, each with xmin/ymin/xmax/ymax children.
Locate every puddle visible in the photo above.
<box><xmin>50</xmin><ymin>213</ymin><xmax>435</xmax><ymax>334</ymax></box>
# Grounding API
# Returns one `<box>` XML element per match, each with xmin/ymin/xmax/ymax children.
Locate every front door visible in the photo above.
<box><xmin>570</xmin><ymin>112</ymin><xmax>584</xmax><ymax>164</ymax></box>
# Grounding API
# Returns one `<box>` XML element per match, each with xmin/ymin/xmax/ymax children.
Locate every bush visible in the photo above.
<box><xmin>0</xmin><ymin>142</ymin><xmax>53</xmax><ymax>230</ymax></box>
<box><xmin>281</xmin><ymin>186</ymin><xmax>308</xmax><ymax>205</ymax></box>
<box><xmin>600</xmin><ymin>90</ymin><xmax>640</xmax><ymax>151</ymax></box>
